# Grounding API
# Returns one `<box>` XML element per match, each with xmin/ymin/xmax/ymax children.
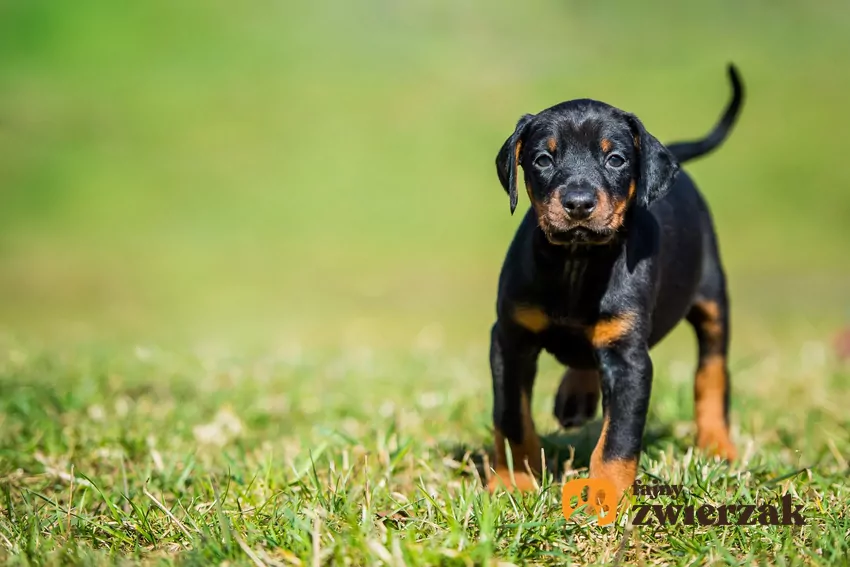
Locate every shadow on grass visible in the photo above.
<box><xmin>446</xmin><ymin>419</ymin><xmax>675</xmax><ymax>486</ymax></box>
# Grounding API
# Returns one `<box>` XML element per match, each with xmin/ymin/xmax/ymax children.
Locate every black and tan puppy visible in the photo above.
<box><xmin>488</xmin><ymin>66</ymin><xmax>744</xmax><ymax>499</ymax></box>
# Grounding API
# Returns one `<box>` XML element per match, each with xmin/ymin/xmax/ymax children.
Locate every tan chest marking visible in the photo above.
<box><xmin>585</xmin><ymin>311</ymin><xmax>637</xmax><ymax>348</ymax></box>
<box><xmin>512</xmin><ymin>305</ymin><xmax>550</xmax><ymax>333</ymax></box>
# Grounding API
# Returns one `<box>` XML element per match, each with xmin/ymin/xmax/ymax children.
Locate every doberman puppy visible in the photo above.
<box><xmin>488</xmin><ymin>65</ymin><xmax>744</xmax><ymax>500</ymax></box>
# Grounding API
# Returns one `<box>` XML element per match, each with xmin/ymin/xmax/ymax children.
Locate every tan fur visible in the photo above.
<box><xmin>693</xmin><ymin>300</ymin><xmax>724</xmax><ymax>346</ymax></box>
<box><xmin>695</xmin><ymin>354</ymin><xmax>736</xmax><ymax>459</ymax></box>
<box><xmin>586</xmin><ymin>312</ymin><xmax>637</xmax><ymax>348</ymax></box>
<box><xmin>512</xmin><ymin>305</ymin><xmax>550</xmax><ymax>333</ymax></box>
<box><xmin>589</xmin><ymin>414</ymin><xmax>637</xmax><ymax>506</ymax></box>
<box><xmin>532</xmin><ymin>181</ymin><xmax>637</xmax><ymax>243</ymax></box>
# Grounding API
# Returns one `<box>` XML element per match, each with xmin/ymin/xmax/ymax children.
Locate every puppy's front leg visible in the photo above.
<box><xmin>589</xmin><ymin>324</ymin><xmax>652</xmax><ymax>504</ymax></box>
<box><xmin>488</xmin><ymin>323</ymin><xmax>542</xmax><ymax>492</ymax></box>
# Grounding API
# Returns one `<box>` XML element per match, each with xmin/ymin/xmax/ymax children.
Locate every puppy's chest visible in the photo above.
<box><xmin>518</xmin><ymin>260</ymin><xmax>615</xmax><ymax>366</ymax></box>
<box><xmin>511</xmin><ymin>258</ymin><xmax>610</xmax><ymax>339</ymax></box>
<box><xmin>539</xmin><ymin>258</ymin><xmax>606</xmax><ymax>323</ymax></box>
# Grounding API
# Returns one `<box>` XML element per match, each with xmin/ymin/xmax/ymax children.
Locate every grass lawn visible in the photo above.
<box><xmin>2</xmin><ymin>0</ymin><xmax>850</xmax><ymax>564</ymax></box>
<box><xmin>1</xmin><ymin>331</ymin><xmax>849</xmax><ymax>565</ymax></box>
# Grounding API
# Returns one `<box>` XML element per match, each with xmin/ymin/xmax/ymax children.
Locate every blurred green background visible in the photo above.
<box><xmin>2</xmin><ymin>0</ymin><xmax>849</xmax><ymax>349</ymax></box>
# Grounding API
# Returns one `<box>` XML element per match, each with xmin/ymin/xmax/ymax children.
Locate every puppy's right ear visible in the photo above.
<box><xmin>495</xmin><ymin>114</ymin><xmax>534</xmax><ymax>214</ymax></box>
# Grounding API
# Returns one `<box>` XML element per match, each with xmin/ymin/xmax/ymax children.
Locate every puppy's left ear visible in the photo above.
<box><xmin>495</xmin><ymin>114</ymin><xmax>534</xmax><ymax>214</ymax></box>
<box><xmin>627</xmin><ymin>114</ymin><xmax>680</xmax><ymax>208</ymax></box>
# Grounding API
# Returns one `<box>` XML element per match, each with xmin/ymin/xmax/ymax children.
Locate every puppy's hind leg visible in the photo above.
<box><xmin>686</xmin><ymin>273</ymin><xmax>737</xmax><ymax>461</ymax></box>
<box><xmin>553</xmin><ymin>368</ymin><xmax>600</xmax><ymax>429</ymax></box>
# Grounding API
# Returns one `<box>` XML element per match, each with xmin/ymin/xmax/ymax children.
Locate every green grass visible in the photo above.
<box><xmin>1</xmin><ymin>335</ymin><xmax>849</xmax><ymax>565</ymax></box>
<box><xmin>2</xmin><ymin>0</ymin><xmax>850</xmax><ymax>564</ymax></box>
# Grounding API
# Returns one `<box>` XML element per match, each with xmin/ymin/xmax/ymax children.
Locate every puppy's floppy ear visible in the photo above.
<box><xmin>627</xmin><ymin>114</ymin><xmax>680</xmax><ymax>208</ymax></box>
<box><xmin>495</xmin><ymin>114</ymin><xmax>534</xmax><ymax>214</ymax></box>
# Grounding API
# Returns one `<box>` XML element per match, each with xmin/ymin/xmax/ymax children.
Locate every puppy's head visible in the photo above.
<box><xmin>496</xmin><ymin>100</ymin><xmax>679</xmax><ymax>245</ymax></box>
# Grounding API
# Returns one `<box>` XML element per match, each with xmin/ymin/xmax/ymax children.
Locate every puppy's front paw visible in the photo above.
<box><xmin>697</xmin><ymin>428</ymin><xmax>737</xmax><ymax>461</ymax></box>
<box><xmin>487</xmin><ymin>468</ymin><xmax>538</xmax><ymax>493</ymax></box>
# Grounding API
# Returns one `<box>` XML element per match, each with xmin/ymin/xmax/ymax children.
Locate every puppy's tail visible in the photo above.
<box><xmin>667</xmin><ymin>64</ymin><xmax>744</xmax><ymax>164</ymax></box>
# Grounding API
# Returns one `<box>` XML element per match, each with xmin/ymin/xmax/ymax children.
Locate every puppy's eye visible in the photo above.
<box><xmin>606</xmin><ymin>153</ymin><xmax>626</xmax><ymax>168</ymax></box>
<box><xmin>534</xmin><ymin>154</ymin><xmax>554</xmax><ymax>169</ymax></box>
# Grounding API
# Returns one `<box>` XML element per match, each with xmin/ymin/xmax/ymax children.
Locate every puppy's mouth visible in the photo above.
<box><xmin>533</xmin><ymin>188</ymin><xmax>628</xmax><ymax>246</ymax></box>
<box><xmin>546</xmin><ymin>225</ymin><xmax>616</xmax><ymax>245</ymax></box>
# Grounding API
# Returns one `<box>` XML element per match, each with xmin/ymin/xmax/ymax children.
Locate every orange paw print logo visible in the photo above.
<box><xmin>562</xmin><ymin>479</ymin><xmax>618</xmax><ymax>526</ymax></box>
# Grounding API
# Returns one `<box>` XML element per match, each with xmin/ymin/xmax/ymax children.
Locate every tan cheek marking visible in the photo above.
<box><xmin>589</xmin><ymin>414</ymin><xmax>637</xmax><ymax>506</ymax></box>
<box><xmin>533</xmin><ymin>188</ymin><xmax>568</xmax><ymax>234</ymax></box>
<box><xmin>593</xmin><ymin>188</ymin><xmax>612</xmax><ymax>220</ymax></box>
<box><xmin>586</xmin><ymin>312</ymin><xmax>636</xmax><ymax>348</ymax></box>
<box><xmin>545</xmin><ymin>190</ymin><xmax>564</xmax><ymax>217</ymax></box>
<box><xmin>547</xmin><ymin>137</ymin><xmax>557</xmax><ymax>152</ymax></box>
<box><xmin>512</xmin><ymin>305</ymin><xmax>550</xmax><ymax>333</ymax></box>
<box><xmin>600</xmin><ymin>138</ymin><xmax>612</xmax><ymax>153</ymax></box>
<box><xmin>606</xmin><ymin>180</ymin><xmax>636</xmax><ymax>228</ymax></box>
<box><xmin>527</xmin><ymin>181</ymin><xmax>550</xmax><ymax>227</ymax></box>
<box><xmin>612</xmin><ymin>194</ymin><xmax>627</xmax><ymax>217</ymax></box>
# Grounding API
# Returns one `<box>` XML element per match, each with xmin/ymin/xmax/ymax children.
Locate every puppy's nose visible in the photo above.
<box><xmin>562</xmin><ymin>189</ymin><xmax>597</xmax><ymax>220</ymax></box>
